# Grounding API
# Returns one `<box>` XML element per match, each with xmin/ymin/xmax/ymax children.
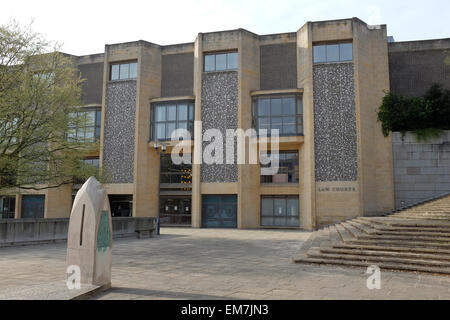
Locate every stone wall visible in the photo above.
<box><xmin>161</xmin><ymin>53</ymin><xmax>194</xmax><ymax>97</ymax></box>
<box><xmin>388</xmin><ymin>39</ymin><xmax>450</xmax><ymax>97</ymax></box>
<box><xmin>200</xmin><ymin>71</ymin><xmax>238</xmax><ymax>183</ymax></box>
<box><xmin>0</xmin><ymin>217</ymin><xmax>157</xmax><ymax>247</ymax></box>
<box><xmin>103</xmin><ymin>80</ymin><xmax>136</xmax><ymax>183</ymax></box>
<box><xmin>313</xmin><ymin>62</ymin><xmax>358</xmax><ymax>182</ymax></box>
<box><xmin>393</xmin><ymin>131</ymin><xmax>450</xmax><ymax>208</ymax></box>
<box><xmin>260</xmin><ymin>43</ymin><xmax>297</xmax><ymax>90</ymax></box>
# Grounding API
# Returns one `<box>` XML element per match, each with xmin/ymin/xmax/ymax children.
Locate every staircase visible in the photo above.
<box><xmin>294</xmin><ymin>193</ymin><xmax>450</xmax><ymax>275</ymax></box>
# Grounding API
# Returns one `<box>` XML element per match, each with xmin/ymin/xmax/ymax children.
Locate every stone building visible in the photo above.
<box><xmin>1</xmin><ymin>17</ymin><xmax>449</xmax><ymax>230</ymax></box>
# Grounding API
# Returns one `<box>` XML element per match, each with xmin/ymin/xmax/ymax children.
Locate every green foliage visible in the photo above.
<box><xmin>377</xmin><ymin>83</ymin><xmax>450</xmax><ymax>139</ymax></box>
<box><xmin>0</xmin><ymin>21</ymin><xmax>100</xmax><ymax>191</ymax></box>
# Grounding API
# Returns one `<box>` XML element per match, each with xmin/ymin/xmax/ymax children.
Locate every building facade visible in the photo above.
<box><xmin>1</xmin><ymin>18</ymin><xmax>449</xmax><ymax>230</ymax></box>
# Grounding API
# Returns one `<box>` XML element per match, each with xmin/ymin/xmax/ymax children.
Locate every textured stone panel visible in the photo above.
<box><xmin>201</xmin><ymin>71</ymin><xmax>238</xmax><ymax>183</ymax></box>
<box><xmin>313</xmin><ymin>63</ymin><xmax>358</xmax><ymax>182</ymax></box>
<box><xmin>103</xmin><ymin>80</ymin><xmax>136</xmax><ymax>183</ymax></box>
<box><xmin>161</xmin><ymin>53</ymin><xmax>194</xmax><ymax>97</ymax></box>
<box><xmin>260</xmin><ymin>43</ymin><xmax>297</xmax><ymax>90</ymax></box>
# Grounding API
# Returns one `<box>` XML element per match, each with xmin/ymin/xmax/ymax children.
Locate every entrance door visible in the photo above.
<box><xmin>202</xmin><ymin>195</ymin><xmax>237</xmax><ymax>228</ymax></box>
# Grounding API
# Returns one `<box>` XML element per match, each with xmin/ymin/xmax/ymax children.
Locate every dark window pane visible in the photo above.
<box><xmin>167</xmin><ymin>105</ymin><xmax>176</xmax><ymax>121</ymax></box>
<box><xmin>313</xmin><ymin>45</ymin><xmax>326</xmax><ymax>63</ymax></box>
<box><xmin>177</xmin><ymin>104</ymin><xmax>188</xmax><ymax>121</ymax></box>
<box><xmin>188</xmin><ymin>104</ymin><xmax>194</xmax><ymax>120</ymax></box>
<box><xmin>273</xmin><ymin>198</ymin><xmax>286</xmax><ymax>216</ymax></box>
<box><xmin>111</xmin><ymin>64</ymin><xmax>120</xmax><ymax>80</ymax></box>
<box><xmin>204</xmin><ymin>55</ymin><xmax>215</xmax><ymax>71</ymax></box>
<box><xmin>227</xmin><ymin>52</ymin><xmax>238</xmax><ymax>69</ymax></box>
<box><xmin>156</xmin><ymin>123</ymin><xmax>165</xmax><ymax>140</ymax></box>
<box><xmin>326</xmin><ymin>44</ymin><xmax>339</xmax><ymax>62</ymax></box>
<box><xmin>129</xmin><ymin>62</ymin><xmax>138</xmax><ymax>78</ymax></box>
<box><xmin>271</xmin><ymin>117</ymin><xmax>283</xmax><ymax>133</ymax></box>
<box><xmin>282</xmin><ymin>97</ymin><xmax>296</xmax><ymax>115</ymax></box>
<box><xmin>155</xmin><ymin>106</ymin><xmax>166</xmax><ymax>121</ymax></box>
<box><xmin>261</xmin><ymin>198</ymin><xmax>273</xmax><ymax>216</ymax></box>
<box><xmin>215</xmin><ymin>53</ymin><xmax>227</xmax><ymax>71</ymax></box>
<box><xmin>119</xmin><ymin>63</ymin><xmax>129</xmax><ymax>79</ymax></box>
<box><xmin>340</xmin><ymin>43</ymin><xmax>353</xmax><ymax>61</ymax></box>
<box><xmin>258</xmin><ymin>98</ymin><xmax>270</xmax><ymax>116</ymax></box>
<box><xmin>271</xmin><ymin>98</ymin><xmax>282</xmax><ymax>116</ymax></box>
<box><xmin>258</xmin><ymin>118</ymin><xmax>270</xmax><ymax>131</ymax></box>
<box><xmin>166</xmin><ymin>123</ymin><xmax>176</xmax><ymax>139</ymax></box>
<box><xmin>96</xmin><ymin>110</ymin><xmax>101</xmax><ymax>126</ymax></box>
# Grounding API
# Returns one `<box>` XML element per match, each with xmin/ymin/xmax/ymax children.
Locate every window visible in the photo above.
<box><xmin>204</xmin><ymin>52</ymin><xmax>238</xmax><ymax>72</ymax></box>
<box><xmin>261</xmin><ymin>196</ymin><xmax>299</xmax><ymax>227</ymax></box>
<box><xmin>67</xmin><ymin>108</ymin><xmax>101</xmax><ymax>142</ymax></box>
<box><xmin>261</xmin><ymin>151</ymin><xmax>299</xmax><ymax>183</ymax></box>
<box><xmin>82</xmin><ymin>157</ymin><xmax>100</xmax><ymax>168</ymax></box>
<box><xmin>21</xmin><ymin>195</ymin><xmax>45</xmax><ymax>219</ymax></box>
<box><xmin>150</xmin><ymin>101</ymin><xmax>194</xmax><ymax>141</ymax></box>
<box><xmin>0</xmin><ymin>196</ymin><xmax>15</xmax><ymax>219</ymax></box>
<box><xmin>160</xmin><ymin>197</ymin><xmax>191</xmax><ymax>225</ymax></box>
<box><xmin>110</xmin><ymin>62</ymin><xmax>138</xmax><ymax>80</ymax></box>
<box><xmin>313</xmin><ymin>43</ymin><xmax>353</xmax><ymax>63</ymax></box>
<box><xmin>252</xmin><ymin>95</ymin><xmax>303</xmax><ymax>136</ymax></box>
<box><xmin>160</xmin><ymin>153</ymin><xmax>192</xmax><ymax>185</ymax></box>
<box><xmin>108</xmin><ymin>195</ymin><xmax>132</xmax><ymax>217</ymax></box>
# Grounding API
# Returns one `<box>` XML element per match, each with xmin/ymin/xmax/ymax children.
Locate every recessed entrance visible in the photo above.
<box><xmin>202</xmin><ymin>195</ymin><xmax>237</xmax><ymax>228</ymax></box>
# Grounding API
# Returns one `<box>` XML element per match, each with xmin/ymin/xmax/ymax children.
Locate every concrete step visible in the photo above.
<box><xmin>373</xmin><ymin>226</ymin><xmax>450</xmax><ymax>233</ymax></box>
<box><xmin>319</xmin><ymin>247</ymin><xmax>450</xmax><ymax>262</ymax></box>
<box><xmin>368</xmin><ymin>229</ymin><xmax>450</xmax><ymax>238</ymax></box>
<box><xmin>340</xmin><ymin>221</ymin><xmax>364</xmax><ymax>238</ymax></box>
<box><xmin>307</xmin><ymin>249</ymin><xmax>450</xmax><ymax>268</ymax></box>
<box><xmin>345</xmin><ymin>239</ymin><xmax>450</xmax><ymax>249</ymax></box>
<box><xmin>357</xmin><ymin>234</ymin><xmax>450</xmax><ymax>243</ymax></box>
<box><xmin>334</xmin><ymin>223</ymin><xmax>356</xmax><ymax>242</ymax></box>
<box><xmin>327</xmin><ymin>226</ymin><xmax>343</xmax><ymax>244</ymax></box>
<box><xmin>346</xmin><ymin>219</ymin><xmax>377</xmax><ymax>234</ymax></box>
<box><xmin>332</xmin><ymin>243</ymin><xmax>450</xmax><ymax>255</ymax></box>
<box><xmin>294</xmin><ymin>255</ymin><xmax>450</xmax><ymax>275</ymax></box>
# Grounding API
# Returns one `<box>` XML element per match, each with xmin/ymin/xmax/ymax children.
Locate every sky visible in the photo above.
<box><xmin>1</xmin><ymin>0</ymin><xmax>449</xmax><ymax>56</ymax></box>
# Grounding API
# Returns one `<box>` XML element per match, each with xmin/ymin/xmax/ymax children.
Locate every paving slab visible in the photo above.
<box><xmin>0</xmin><ymin>228</ymin><xmax>449</xmax><ymax>300</ymax></box>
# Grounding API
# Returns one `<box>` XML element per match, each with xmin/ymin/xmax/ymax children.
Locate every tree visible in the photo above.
<box><xmin>377</xmin><ymin>83</ymin><xmax>450</xmax><ymax>141</ymax></box>
<box><xmin>0</xmin><ymin>21</ymin><xmax>100</xmax><ymax>191</ymax></box>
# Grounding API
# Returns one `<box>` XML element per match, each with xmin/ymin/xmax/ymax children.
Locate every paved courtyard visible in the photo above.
<box><xmin>0</xmin><ymin>227</ymin><xmax>450</xmax><ymax>299</ymax></box>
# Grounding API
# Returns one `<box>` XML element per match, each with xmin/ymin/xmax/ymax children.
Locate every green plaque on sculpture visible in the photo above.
<box><xmin>97</xmin><ymin>210</ymin><xmax>110</xmax><ymax>252</ymax></box>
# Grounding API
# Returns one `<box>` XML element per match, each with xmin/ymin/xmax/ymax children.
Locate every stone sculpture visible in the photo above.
<box><xmin>66</xmin><ymin>176</ymin><xmax>112</xmax><ymax>287</ymax></box>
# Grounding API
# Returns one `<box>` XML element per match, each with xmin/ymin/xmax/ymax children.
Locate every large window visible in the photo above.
<box><xmin>313</xmin><ymin>42</ymin><xmax>353</xmax><ymax>63</ymax></box>
<box><xmin>110</xmin><ymin>62</ymin><xmax>138</xmax><ymax>80</ymax></box>
<box><xmin>253</xmin><ymin>95</ymin><xmax>303</xmax><ymax>136</ymax></box>
<box><xmin>0</xmin><ymin>196</ymin><xmax>15</xmax><ymax>219</ymax></box>
<box><xmin>160</xmin><ymin>153</ymin><xmax>192</xmax><ymax>185</ymax></box>
<box><xmin>261</xmin><ymin>151</ymin><xmax>299</xmax><ymax>184</ymax></box>
<box><xmin>67</xmin><ymin>107</ymin><xmax>101</xmax><ymax>142</ymax></box>
<box><xmin>204</xmin><ymin>52</ymin><xmax>238</xmax><ymax>72</ymax></box>
<box><xmin>261</xmin><ymin>196</ymin><xmax>299</xmax><ymax>227</ymax></box>
<box><xmin>150</xmin><ymin>101</ymin><xmax>194</xmax><ymax>141</ymax></box>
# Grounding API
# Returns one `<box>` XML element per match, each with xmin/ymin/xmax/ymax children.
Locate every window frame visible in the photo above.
<box><xmin>203</xmin><ymin>51</ymin><xmax>238</xmax><ymax>72</ymax></box>
<box><xmin>252</xmin><ymin>94</ymin><xmax>303</xmax><ymax>137</ymax></box>
<box><xmin>0</xmin><ymin>196</ymin><xmax>15</xmax><ymax>219</ymax></box>
<box><xmin>150</xmin><ymin>100</ymin><xmax>195</xmax><ymax>142</ymax></box>
<box><xmin>260</xmin><ymin>150</ymin><xmax>299</xmax><ymax>184</ymax></box>
<box><xmin>67</xmin><ymin>107</ymin><xmax>102</xmax><ymax>143</ymax></box>
<box><xmin>109</xmin><ymin>61</ymin><xmax>138</xmax><ymax>81</ymax></box>
<box><xmin>313</xmin><ymin>42</ymin><xmax>353</xmax><ymax>64</ymax></box>
<box><xmin>260</xmin><ymin>195</ymin><xmax>300</xmax><ymax>227</ymax></box>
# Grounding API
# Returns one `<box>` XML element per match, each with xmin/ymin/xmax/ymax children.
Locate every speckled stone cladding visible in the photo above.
<box><xmin>201</xmin><ymin>71</ymin><xmax>238</xmax><ymax>183</ymax></box>
<box><xmin>103</xmin><ymin>80</ymin><xmax>136</xmax><ymax>183</ymax></box>
<box><xmin>313</xmin><ymin>63</ymin><xmax>358</xmax><ymax>182</ymax></box>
